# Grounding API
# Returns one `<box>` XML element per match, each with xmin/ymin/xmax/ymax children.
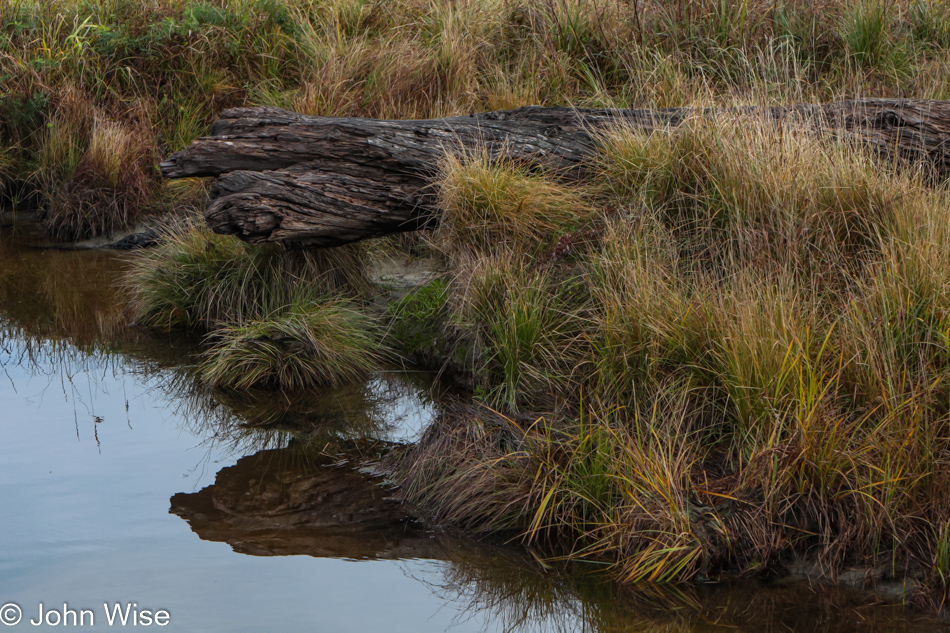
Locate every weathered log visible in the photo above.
<box><xmin>161</xmin><ymin>100</ymin><xmax>950</xmax><ymax>249</ymax></box>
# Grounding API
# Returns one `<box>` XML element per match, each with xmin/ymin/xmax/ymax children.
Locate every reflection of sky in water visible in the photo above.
<box><xmin>366</xmin><ymin>372</ymin><xmax>438</xmax><ymax>444</ymax></box>
<box><xmin>2</xmin><ymin>240</ymin><xmax>949</xmax><ymax>633</ymax></box>
<box><xmin>0</xmin><ymin>332</ymin><xmax>540</xmax><ymax>633</ymax></box>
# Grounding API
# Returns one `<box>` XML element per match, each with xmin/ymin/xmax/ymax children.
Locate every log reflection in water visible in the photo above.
<box><xmin>171</xmin><ymin>447</ymin><xmax>948</xmax><ymax>633</ymax></box>
<box><xmin>170</xmin><ymin>445</ymin><xmax>949</xmax><ymax>632</ymax></box>
<box><xmin>170</xmin><ymin>447</ymin><xmax>444</xmax><ymax>560</ymax></box>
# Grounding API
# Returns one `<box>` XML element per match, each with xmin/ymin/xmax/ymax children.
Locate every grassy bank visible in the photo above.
<box><xmin>5</xmin><ymin>0</ymin><xmax>950</xmax><ymax>611</ymax></box>
<box><xmin>2</xmin><ymin>0</ymin><xmax>949</xmax><ymax>238</ymax></box>
<box><xmin>387</xmin><ymin>116</ymin><xmax>950</xmax><ymax>608</ymax></box>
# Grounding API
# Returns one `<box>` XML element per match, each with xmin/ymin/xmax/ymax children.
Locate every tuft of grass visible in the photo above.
<box><xmin>451</xmin><ymin>256</ymin><xmax>590</xmax><ymax>410</ymax></box>
<box><xmin>586</xmin><ymin>213</ymin><xmax>711</xmax><ymax>406</ymax></box>
<box><xmin>910</xmin><ymin>0</ymin><xmax>950</xmax><ymax>49</ymax></box>
<box><xmin>841</xmin><ymin>0</ymin><xmax>891</xmax><ymax>66</ymax></box>
<box><xmin>436</xmin><ymin>151</ymin><xmax>592</xmax><ymax>258</ymax></box>
<box><xmin>593</xmin><ymin>115</ymin><xmax>909</xmax><ymax>280</ymax></box>
<box><xmin>385</xmin><ymin>277</ymin><xmax>452</xmax><ymax>360</ymax></box>
<box><xmin>199</xmin><ymin>296</ymin><xmax>381</xmax><ymax>391</ymax></box>
<box><xmin>47</xmin><ymin>117</ymin><xmax>156</xmax><ymax>240</ymax></box>
<box><xmin>124</xmin><ymin>221</ymin><xmax>369</xmax><ymax>330</ymax></box>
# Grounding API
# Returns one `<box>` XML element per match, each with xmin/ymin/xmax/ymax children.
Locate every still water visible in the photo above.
<box><xmin>1</xmin><ymin>230</ymin><xmax>947</xmax><ymax>632</ymax></box>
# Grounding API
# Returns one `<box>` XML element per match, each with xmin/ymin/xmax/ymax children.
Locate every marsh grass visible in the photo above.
<box><xmin>123</xmin><ymin>219</ymin><xmax>381</xmax><ymax>392</ymax></box>
<box><xmin>3</xmin><ymin>0</ymin><xmax>949</xmax><ymax>237</ymax></box>
<box><xmin>592</xmin><ymin>115</ymin><xmax>910</xmax><ymax>281</ymax></box>
<box><xmin>458</xmin><ymin>259</ymin><xmax>589</xmax><ymax>410</ymax></box>
<box><xmin>124</xmin><ymin>221</ymin><xmax>369</xmax><ymax>330</ymax></box>
<box><xmin>390</xmin><ymin>113</ymin><xmax>950</xmax><ymax>606</ymax></box>
<box><xmin>199</xmin><ymin>296</ymin><xmax>381</xmax><ymax>391</ymax></box>
<box><xmin>841</xmin><ymin>0</ymin><xmax>894</xmax><ymax>67</ymax></box>
<box><xmin>436</xmin><ymin>150</ymin><xmax>593</xmax><ymax>259</ymax></box>
<box><xmin>48</xmin><ymin>117</ymin><xmax>156</xmax><ymax>240</ymax></box>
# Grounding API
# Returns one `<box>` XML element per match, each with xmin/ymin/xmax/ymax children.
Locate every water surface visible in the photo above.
<box><xmin>1</xmin><ymin>230</ymin><xmax>947</xmax><ymax>632</ymax></box>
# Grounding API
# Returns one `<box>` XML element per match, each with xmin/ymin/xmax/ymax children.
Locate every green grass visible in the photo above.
<box><xmin>124</xmin><ymin>221</ymin><xmax>369</xmax><ymax>330</ymax></box>
<box><xmin>385</xmin><ymin>278</ymin><xmax>451</xmax><ymax>358</ymax></box>
<box><xmin>842</xmin><ymin>0</ymin><xmax>892</xmax><ymax>67</ymax></box>
<box><xmin>2</xmin><ymin>0</ymin><xmax>949</xmax><ymax>238</ymax></box>
<box><xmin>124</xmin><ymin>220</ymin><xmax>380</xmax><ymax>392</ymax></box>
<box><xmin>199</xmin><ymin>296</ymin><xmax>381</xmax><ymax>391</ymax></box>
<box><xmin>456</xmin><ymin>258</ymin><xmax>589</xmax><ymax>410</ymax></box>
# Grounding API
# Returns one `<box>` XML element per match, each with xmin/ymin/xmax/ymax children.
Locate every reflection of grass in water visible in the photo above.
<box><xmin>0</xmin><ymin>261</ymin><xmax>443</xmax><ymax>456</ymax></box>
<box><xmin>422</xmin><ymin>539</ymin><xmax>699</xmax><ymax>633</ymax></box>
<box><xmin>141</xmin><ymin>351</ymin><xmax>442</xmax><ymax>456</ymax></box>
<box><xmin>0</xmin><ymin>235</ymin><xmax>129</xmax><ymax>345</ymax></box>
<box><xmin>427</xmin><ymin>540</ymin><xmax>598</xmax><ymax>633</ymax></box>
<box><xmin>430</xmin><ymin>539</ymin><xmax>943</xmax><ymax>633</ymax></box>
<box><xmin>0</xmin><ymin>322</ymin><xmax>128</xmax><ymax>409</ymax></box>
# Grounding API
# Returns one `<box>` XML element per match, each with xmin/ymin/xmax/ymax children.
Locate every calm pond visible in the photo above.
<box><xmin>1</xmin><ymin>228</ymin><xmax>947</xmax><ymax>632</ymax></box>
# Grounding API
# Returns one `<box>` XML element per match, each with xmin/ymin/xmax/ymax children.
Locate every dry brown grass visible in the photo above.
<box><xmin>47</xmin><ymin>117</ymin><xmax>156</xmax><ymax>240</ymax></box>
<box><xmin>3</xmin><ymin>0</ymin><xmax>949</xmax><ymax>237</ymax></box>
<box><xmin>386</xmin><ymin>113</ymin><xmax>950</xmax><ymax>607</ymax></box>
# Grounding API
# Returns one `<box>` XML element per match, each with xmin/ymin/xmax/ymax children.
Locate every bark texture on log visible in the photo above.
<box><xmin>161</xmin><ymin>100</ymin><xmax>950</xmax><ymax>249</ymax></box>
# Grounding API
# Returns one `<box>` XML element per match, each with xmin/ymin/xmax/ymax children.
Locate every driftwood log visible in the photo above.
<box><xmin>161</xmin><ymin>100</ymin><xmax>950</xmax><ymax>249</ymax></box>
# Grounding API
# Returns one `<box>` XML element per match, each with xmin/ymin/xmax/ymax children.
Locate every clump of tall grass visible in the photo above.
<box><xmin>199</xmin><ymin>297</ymin><xmax>381</xmax><ymax>391</ymax></box>
<box><xmin>451</xmin><ymin>257</ymin><xmax>589</xmax><ymax>410</ymax></box>
<box><xmin>436</xmin><ymin>150</ymin><xmax>592</xmax><ymax>258</ymax></box>
<box><xmin>593</xmin><ymin>115</ymin><xmax>912</xmax><ymax>281</ymax></box>
<box><xmin>841</xmin><ymin>0</ymin><xmax>894</xmax><ymax>68</ymax></box>
<box><xmin>910</xmin><ymin>0</ymin><xmax>950</xmax><ymax>49</ymax></box>
<box><xmin>47</xmin><ymin>117</ymin><xmax>156</xmax><ymax>240</ymax></box>
<box><xmin>392</xmin><ymin>112</ymin><xmax>950</xmax><ymax>606</ymax></box>
<box><xmin>124</xmin><ymin>221</ymin><xmax>369</xmax><ymax>330</ymax></box>
<box><xmin>585</xmin><ymin>214</ymin><xmax>712</xmax><ymax>406</ymax></box>
<box><xmin>392</xmin><ymin>392</ymin><xmax>711</xmax><ymax>582</ymax></box>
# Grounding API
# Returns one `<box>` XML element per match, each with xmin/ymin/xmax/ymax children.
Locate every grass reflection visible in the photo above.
<box><xmin>431</xmin><ymin>544</ymin><xmax>945</xmax><ymax>633</ymax></box>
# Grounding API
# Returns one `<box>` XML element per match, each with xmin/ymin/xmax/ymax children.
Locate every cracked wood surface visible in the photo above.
<box><xmin>161</xmin><ymin>100</ymin><xmax>950</xmax><ymax>248</ymax></box>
